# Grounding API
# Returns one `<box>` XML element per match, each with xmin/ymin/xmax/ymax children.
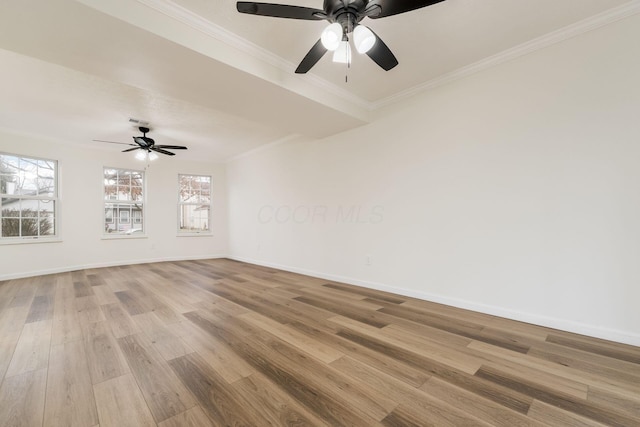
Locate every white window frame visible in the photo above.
<box><xmin>103</xmin><ymin>167</ymin><xmax>145</xmax><ymax>238</ymax></box>
<box><xmin>0</xmin><ymin>152</ymin><xmax>59</xmax><ymax>243</ymax></box>
<box><xmin>177</xmin><ymin>174</ymin><xmax>212</xmax><ymax>236</ymax></box>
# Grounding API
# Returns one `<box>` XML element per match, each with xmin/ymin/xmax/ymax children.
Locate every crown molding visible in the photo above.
<box><xmin>371</xmin><ymin>0</ymin><xmax>640</xmax><ymax>110</ymax></box>
<box><xmin>134</xmin><ymin>0</ymin><xmax>370</xmax><ymax>111</ymax></box>
<box><xmin>136</xmin><ymin>0</ymin><xmax>640</xmax><ymax>113</ymax></box>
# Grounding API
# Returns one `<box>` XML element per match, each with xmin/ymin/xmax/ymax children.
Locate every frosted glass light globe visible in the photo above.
<box><xmin>353</xmin><ymin>25</ymin><xmax>376</xmax><ymax>54</ymax></box>
<box><xmin>321</xmin><ymin>23</ymin><xmax>342</xmax><ymax>51</ymax></box>
<box><xmin>332</xmin><ymin>41</ymin><xmax>351</xmax><ymax>64</ymax></box>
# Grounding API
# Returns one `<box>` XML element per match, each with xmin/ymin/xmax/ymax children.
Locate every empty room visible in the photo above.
<box><xmin>1</xmin><ymin>0</ymin><xmax>639</xmax><ymax>425</ymax></box>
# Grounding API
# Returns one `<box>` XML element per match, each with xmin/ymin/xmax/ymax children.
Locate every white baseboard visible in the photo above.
<box><xmin>229</xmin><ymin>255</ymin><xmax>640</xmax><ymax>347</ymax></box>
<box><xmin>0</xmin><ymin>254</ymin><xmax>228</xmax><ymax>281</ymax></box>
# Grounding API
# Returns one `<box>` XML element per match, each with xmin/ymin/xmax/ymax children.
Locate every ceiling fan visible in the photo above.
<box><xmin>236</xmin><ymin>0</ymin><xmax>446</xmax><ymax>73</ymax></box>
<box><xmin>93</xmin><ymin>127</ymin><xmax>188</xmax><ymax>158</ymax></box>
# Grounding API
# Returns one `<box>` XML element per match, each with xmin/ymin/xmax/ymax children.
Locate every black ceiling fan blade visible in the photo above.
<box><xmin>368</xmin><ymin>0</ymin><xmax>445</xmax><ymax>19</ymax></box>
<box><xmin>295</xmin><ymin>39</ymin><xmax>328</xmax><ymax>74</ymax></box>
<box><xmin>155</xmin><ymin>145</ymin><xmax>188</xmax><ymax>150</ymax></box>
<box><xmin>122</xmin><ymin>147</ymin><xmax>141</xmax><ymax>153</ymax></box>
<box><xmin>133</xmin><ymin>136</ymin><xmax>150</xmax><ymax>148</ymax></box>
<box><xmin>151</xmin><ymin>147</ymin><xmax>176</xmax><ymax>156</ymax></box>
<box><xmin>93</xmin><ymin>139</ymin><xmax>137</xmax><ymax>146</ymax></box>
<box><xmin>366</xmin><ymin>30</ymin><xmax>398</xmax><ymax>71</ymax></box>
<box><xmin>237</xmin><ymin>2</ymin><xmax>325</xmax><ymax>20</ymax></box>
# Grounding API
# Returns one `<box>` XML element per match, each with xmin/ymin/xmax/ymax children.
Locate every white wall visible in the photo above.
<box><xmin>227</xmin><ymin>14</ymin><xmax>640</xmax><ymax>345</ymax></box>
<box><xmin>0</xmin><ymin>129</ymin><xmax>228</xmax><ymax>279</ymax></box>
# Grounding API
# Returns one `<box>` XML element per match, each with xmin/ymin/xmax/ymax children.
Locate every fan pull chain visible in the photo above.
<box><xmin>346</xmin><ymin>15</ymin><xmax>351</xmax><ymax>83</ymax></box>
<box><xmin>346</xmin><ymin>42</ymin><xmax>351</xmax><ymax>83</ymax></box>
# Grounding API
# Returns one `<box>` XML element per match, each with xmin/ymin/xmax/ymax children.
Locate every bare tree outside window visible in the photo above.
<box><xmin>1</xmin><ymin>154</ymin><xmax>57</xmax><ymax>239</ymax></box>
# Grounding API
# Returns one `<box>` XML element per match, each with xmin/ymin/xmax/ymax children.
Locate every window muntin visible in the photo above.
<box><xmin>178</xmin><ymin>174</ymin><xmax>211</xmax><ymax>234</ymax></box>
<box><xmin>0</xmin><ymin>153</ymin><xmax>58</xmax><ymax>240</ymax></box>
<box><xmin>104</xmin><ymin>168</ymin><xmax>144</xmax><ymax>235</ymax></box>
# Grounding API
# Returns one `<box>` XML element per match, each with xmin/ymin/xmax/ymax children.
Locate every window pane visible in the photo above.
<box><xmin>129</xmin><ymin>206</ymin><xmax>143</xmax><ymax>234</ymax></box>
<box><xmin>40</xmin><ymin>216</ymin><xmax>54</xmax><ymax>236</ymax></box>
<box><xmin>37</xmin><ymin>159</ymin><xmax>56</xmax><ymax>196</ymax></box>
<box><xmin>38</xmin><ymin>177</ymin><xmax>54</xmax><ymax>196</ymax></box>
<box><xmin>39</xmin><ymin>200</ymin><xmax>55</xmax><ymax>216</ymax></box>
<box><xmin>38</xmin><ymin>201</ymin><xmax>55</xmax><ymax>236</ymax></box>
<box><xmin>117</xmin><ymin>187</ymin><xmax>130</xmax><ymax>201</ymax></box>
<box><xmin>118</xmin><ymin>173</ymin><xmax>131</xmax><ymax>186</ymax></box>
<box><xmin>131</xmin><ymin>186</ymin><xmax>143</xmax><ymax>201</ymax></box>
<box><xmin>21</xmin><ymin>218</ymin><xmax>38</xmax><ymax>236</ymax></box>
<box><xmin>1</xmin><ymin>174</ymin><xmax>18</xmax><ymax>195</ymax></box>
<box><xmin>104</xmin><ymin>171</ymin><xmax>116</xmax><ymax>185</ymax></box>
<box><xmin>104</xmin><ymin>185</ymin><xmax>117</xmax><ymax>200</ymax></box>
<box><xmin>17</xmin><ymin>157</ymin><xmax>38</xmax><ymax>195</ymax></box>
<box><xmin>179</xmin><ymin>205</ymin><xmax>209</xmax><ymax>232</ymax></box>
<box><xmin>199</xmin><ymin>178</ymin><xmax>210</xmax><ymax>203</ymax></box>
<box><xmin>105</xmin><ymin>203</ymin><xmax>115</xmax><ymax>233</ymax></box>
<box><xmin>120</xmin><ymin>209</ymin><xmax>130</xmax><ymax>224</ymax></box>
<box><xmin>179</xmin><ymin>176</ymin><xmax>192</xmax><ymax>202</ymax></box>
<box><xmin>105</xmin><ymin>207</ymin><xmax>114</xmax><ymax>223</ymax></box>
<box><xmin>1</xmin><ymin>199</ymin><xmax>20</xmax><ymax>217</ymax></box>
<box><xmin>1</xmin><ymin>218</ymin><xmax>19</xmax><ymax>237</ymax></box>
<box><xmin>2</xmin><ymin>198</ymin><xmax>20</xmax><ymax>237</ymax></box>
<box><xmin>0</xmin><ymin>155</ymin><xmax>19</xmax><ymax>174</ymax></box>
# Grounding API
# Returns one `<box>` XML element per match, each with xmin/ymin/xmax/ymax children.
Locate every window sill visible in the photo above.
<box><xmin>0</xmin><ymin>237</ymin><xmax>62</xmax><ymax>246</ymax></box>
<box><xmin>177</xmin><ymin>233</ymin><xmax>213</xmax><ymax>237</ymax></box>
<box><xmin>101</xmin><ymin>235</ymin><xmax>148</xmax><ymax>240</ymax></box>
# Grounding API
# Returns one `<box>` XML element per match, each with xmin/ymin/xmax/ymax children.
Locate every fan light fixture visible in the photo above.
<box><xmin>320</xmin><ymin>23</ymin><xmax>375</xmax><ymax>64</ymax></box>
<box><xmin>332</xmin><ymin>40</ymin><xmax>351</xmax><ymax>64</ymax></box>
<box><xmin>353</xmin><ymin>25</ymin><xmax>376</xmax><ymax>54</ymax></box>
<box><xmin>321</xmin><ymin>22</ymin><xmax>342</xmax><ymax>51</ymax></box>
<box><xmin>135</xmin><ymin>150</ymin><xmax>159</xmax><ymax>161</ymax></box>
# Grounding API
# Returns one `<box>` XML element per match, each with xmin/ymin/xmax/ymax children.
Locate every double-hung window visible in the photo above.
<box><xmin>104</xmin><ymin>168</ymin><xmax>144</xmax><ymax>235</ymax></box>
<box><xmin>0</xmin><ymin>153</ymin><xmax>58</xmax><ymax>241</ymax></box>
<box><xmin>178</xmin><ymin>174</ymin><xmax>211</xmax><ymax>234</ymax></box>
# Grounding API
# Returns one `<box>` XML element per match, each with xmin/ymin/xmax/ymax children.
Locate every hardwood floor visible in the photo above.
<box><xmin>0</xmin><ymin>259</ymin><xmax>639</xmax><ymax>426</ymax></box>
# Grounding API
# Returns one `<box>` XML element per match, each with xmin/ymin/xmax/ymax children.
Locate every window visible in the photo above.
<box><xmin>104</xmin><ymin>168</ymin><xmax>144</xmax><ymax>235</ymax></box>
<box><xmin>178</xmin><ymin>174</ymin><xmax>211</xmax><ymax>234</ymax></box>
<box><xmin>1</xmin><ymin>153</ymin><xmax>58</xmax><ymax>240</ymax></box>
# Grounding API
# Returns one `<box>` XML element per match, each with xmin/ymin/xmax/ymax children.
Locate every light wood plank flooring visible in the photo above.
<box><xmin>0</xmin><ymin>259</ymin><xmax>639</xmax><ymax>426</ymax></box>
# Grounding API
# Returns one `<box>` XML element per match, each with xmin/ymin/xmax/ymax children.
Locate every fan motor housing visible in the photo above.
<box><xmin>327</xmin><ymin>0</ymin><xmax>367</xmax><ymax>33</ymax></box>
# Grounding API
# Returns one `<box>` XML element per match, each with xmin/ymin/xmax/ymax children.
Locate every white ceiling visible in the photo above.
<box><xmin>0</xmin><ymin>0</ymin><xmax>636</xmax><ymax>162</ymax></box>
